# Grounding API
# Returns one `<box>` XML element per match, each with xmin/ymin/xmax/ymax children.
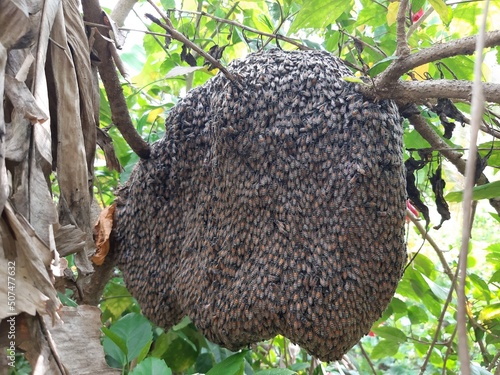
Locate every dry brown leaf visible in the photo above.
<box><xmin>0</xmin><ymin>202</ymin><xmax>61</xmax><ymax>321</ymax></box>
<box><xmin>49</xmin><ymin>1</ymin><xmax>94</xmax><ymax>274</ymax></box>
<box><xmin>63</xmin><ymin>0</ymin><xmax>98</xmax><ymax>178</ymax></box>
<box><xmin>4</xmin><ymin>74</ymin><xmax>49</xmax><ymax>124</ymax></box>
<box><xmin>92</xmin><ymin>204</ymin><xmax>116</xmax><ymax>266</ymax></box>
<box><xmin>53</xmin><ymin>224</ymin><xmax>86</xmax><ymax>257</ymax></box>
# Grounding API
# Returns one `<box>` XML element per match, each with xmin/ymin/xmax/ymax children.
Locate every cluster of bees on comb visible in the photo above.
<box><xmin>115</xmin><ymin>49</ymin><xmax>407</xmax><ymax>361</ymax></box>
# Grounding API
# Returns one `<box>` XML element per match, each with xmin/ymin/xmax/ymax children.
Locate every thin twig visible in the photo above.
<box><xmin>82</xmin><ymin>0</ymin><xmax>151</xmax><ymax>158</ymax></box>
<box><xmin>406</xmin><ymin>8</ymin><xmax>434</xmax><ymax>39</ymax></box>
<box><xmin>358</xmin><ymin>342</ymin><xmax>377</xmax><ymax>375</ymax></box>
<box><xmin>458</xmin><ymin>2</ymin><xmax>490</xmax><ymax>374</ymax></box>
<box><xmin>487</xmin><ymin>350</ymin><xmax>500</xmax><ymax>372</ymax></box>
<box><xmin>144</xmin><ymin>6</ymin><xmax>244</xmax><ymax>91</ymax></box>
<box><xmin>419</xmin><ymin>266</ymin><xmax>458</xmax><ymax>375</ymax></box>
<box><xmin>396</xmin><ymin>0</ymin><xmax>410</xmax><ymax>57</ymax></box>
<box><xmin>166</xmin><ymin>8</ymin><xmax>310</xmax><ymax>50</ymax></box>
<box><xmin>406</xmin><ymin>209</ymin><xmax>454</xmax><ymax>280</ymax></box>
<box><xmin>442</xmin><ymin>325</ymin><xmax>459</xmax><ymax>375</ymax></box>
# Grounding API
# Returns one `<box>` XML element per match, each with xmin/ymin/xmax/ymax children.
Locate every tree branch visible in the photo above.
<box><xmin>407</xmin><ymin>110</ymin><xmax>500</xmax><ymax>215</ymax></box>
<box><xmin>144</xmin><ymin>2</ymin><xmax>244</xmax><ymax>91</ymax></box>
<box><xmin>396</xmin><ymin>0</ymin><xmax>410</xmax><ymax>57</ymax></box>
<box><xmin>377</xmin><ymin>30</ymin><xmax>500</xmax><ymax>85</ymax></box>
<box><xmin>372</xmin><ymin>80</ymin><xmax>500</xmax><ymax>104</ymax></box>
<box><xmin>82</xmin><ymin>0</ymin><xmax>151</xmax><ymax>160</ymax></box>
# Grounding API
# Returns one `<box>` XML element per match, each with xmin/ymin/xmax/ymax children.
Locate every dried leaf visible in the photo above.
<box><xmin>430</xmin><ymin>165</ymin><xmax>450</xmax><ymax>230</ymax></box>
<box><xmin>53</xmin><ymin>224</ymin><xmax>86</xmax><ymax>257</ymax></box>
<box><xmin>405</xmin><ymin>157</ymin><xmax>430</xmax><ymax>228</ymax></box>
<box><xmin>4</xmin><ymin>74</ymin><xmax>49</xmax><ymax>124</ymax></box>
<box><xmin>49</xmin><ymin>3</ymin><xmax>94</xmax><ymax>273</ymax></box>
<box><xmin>92</xmin><ymin>203</ymin><xmax>116</xmax><ymax>266</ymax></box>
<box><xmin>0</xmin><ymin>202</ymin><xmax>61</xmax><ymax>320</ymax></box>
<box><xmin>96</xmin><ymin>127</ymin><xmax>122</xmax><ymax>172</ymax></box>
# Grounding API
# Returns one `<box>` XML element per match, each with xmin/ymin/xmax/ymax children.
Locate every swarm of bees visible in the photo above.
<box><xmin>114</xmin><ymin>49</ymin><xmax>407</xmax><ymax>361</ymax></box>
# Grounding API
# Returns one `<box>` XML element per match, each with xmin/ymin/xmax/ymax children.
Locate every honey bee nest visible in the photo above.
<box><xmin>115</xmin><ymin>49</ymin><xmax>407</xmax><ymax>361</ymax></box>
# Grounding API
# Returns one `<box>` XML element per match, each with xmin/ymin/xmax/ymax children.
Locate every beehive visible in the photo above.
<box><xmin>114</xmin><ymin>49</ymin><xmax>407</xmax><ymax>361</ymax></box>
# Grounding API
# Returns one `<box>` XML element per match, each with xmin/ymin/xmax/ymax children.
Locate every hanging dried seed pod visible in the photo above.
<box><xmin>114</xmin><ymin>48</ymin><xmax>406</xmax><ymax>362</ymax></box>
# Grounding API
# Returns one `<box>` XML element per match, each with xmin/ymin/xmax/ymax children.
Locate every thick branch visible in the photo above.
<box><xmin>372</xmin><ymin>80</ymin><xmax>500</xmax><ymax>104</ymax></box>
<box><xmin>82</xmin><ymin>0</ymin><xmax>151</xmax><ymax>159</ymax></box>
<box><xmin>377</xmin><ymin>30</ymin><xmax>500</xmax><ymax>85</ymax></box>
<box><xmin>395</xmin><ymin>0</ymin><xmax>410</xmax><ymax>57</ymax></box>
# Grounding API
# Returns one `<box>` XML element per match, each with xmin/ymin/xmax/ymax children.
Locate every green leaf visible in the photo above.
<box><xmin>102</xmin><ymin>313</ymin><xmax>153</xmax><ymax>364</ymax></box>
<box><xmin>102</xmin><ymin>327</ymin><xmax>128</xmax><ymax>366</ymax></box>
<box><xmin>130</xmin><ymin>358</ymin><xmax>172</xmax><ymax>375</ymax></box>
<box><xmin>289</xmin><ymin>0</ymin><xmax>353</xmax><ymax>32</ymax></box>
<box><xmin>206</xmin><ymin>351</ymin><xmax>248</xmax><ymax>375</ymax></box>
<box><xmin>469</xmin><ymin>273</ymin><xmax>491</xmax><ymax>303</ymax></box>
<box><xmin>408</xmin><ymin>305</ymin><xmax>429</xmax><ymax>324</ymax></box>
<box><xmin>428</xmin><ymin>0</ymin><xmax>452</xmax><ymax>25</ymax></box>
<box><xmin>368</xmin><ymin>55</ymin><xmax>398</xmax><ymax>77</ymax></box>
<box><xmin>445</xmin><ymin>180</ymin><xmax>500</xmax><ymax>202</ymax></box>
<box><xmin>390</xmin><ymin>297</ymin><xmax>407</xmax><ymax>314</ymax></box>
<box><xmin>254</xmin><ymin>370</ymin><xmax>297</xmax><ymax>375</ymax></box>
<box><xmin>478</xmin><ymin>303</ymin><xmax>500</xmax><ymax>323</ymax></box>
<box><xmin>490</xmin><ymin>269</ymin><xmax>500</xmax><ymax>284</ymax></box>
<box><xmin>342</xmin><ymin>76</ymin><xmax>365</xmax><ymax>84</ymax></box>
<box><xmin>421</xmin><ymin>274</ymin><xmax>449</xmax><ymax>301</ymax></box>
<box><xmin>160</xmin><ymin>0</ymin><xmax>175</xmax><ymax>9</ymax></box>
<box><xmin>370</xmin><ymin>340</ymin><xmax>400</xmax><ymax>359</ymax></box>
<box><xmin>57</xmin><ymin>291</ymin><xmax>78</xmax><ymax>307</ymax></box>
<box><xmin>371</xmin><ymin>326</ymin><xmax>407</xmax><ymax>343</ymax></box>
<box><xmin>153</xmin><ymin>330</ymin><xmax>198</xmax><ymax>372</ymax></box>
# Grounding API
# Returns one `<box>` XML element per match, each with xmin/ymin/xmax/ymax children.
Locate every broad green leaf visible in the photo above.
<box><xmin>371</xmin><ymin>326</ymin><xmax>407</xmax><ymax>343</ymax></box>
<box><xmin>422</xmin><ymin>291</ymin><xmax>443</xmax><ymax>318</ymax></box>
<box><xmin>195</xmin><ymin>352</ymin><xmax>215</xmax><ymax>373</ymax></box>
<box><xmin>445</xmin><ymin>180</ymin><xmax>500</xmax><ymax>202</ymax></box>
<box><xmin>57</xmin><ymin>291</ymin><xmax>77</xmax><ymax>307</ymax></box>
<box><xmin>130</xmin><ymin>357</ymin><xmax>172</xmax><ymax>375</ymax></box>
<box><xmin>370</xmin><ymin>339</ymin><xmax>400</xmax><ymax>359</ymax></box>
<box><xmin>390</xmin><ymin>297</ymin><xmax>407</xmax><ymax>314</ymax></box>
<box><xmin>152</xmin><ymin>330</ymin><xmax>198</xmax><ymax>372</ymax></box>
<box><xmin>490</xmin><ymin>212</ymin><xmax>500</xmax><ymax>224</ymax></box>
<box><xmin>206</xmin><ymin>351</ymin><xmax>248</xmax><ymax>375</ymax></box>
<box><xmin>160</xmin><ymin>0</ymin><xmax>175</xmax><ymax>9</ymax></box>
<box><xmin>102</xmin><ymin>327</ymin><xmax>128</xmax><ymax>366</ymax></box>
<box><xmin>103</xmin><ymin>313</ymin><xmax>153</xmax><ymax>364</ymax></box>
<box><xmin>490</xmin><ymin>269</ymin><xmax>500</xmax><ymax>284</ymax></box>
<box><xmin>411</xmin><ymin>0</ymin><xmax>425</xmax><ymax>12</ymax></box>
<box><xmin>478</xmin><ymin>303</ymin><xmax>500</xmax><ymax>323</ymax></box>
<box><xmin>469</xmin><ymin>273</ymin><xmax>491</xmax><ymax>303</ymax></box>
<box><xmin>386</xmin><ymin>2</ymin><xmax>399</xmax><ymax>26</ymax></box>
<box><xmin>255</xmin><ymin>369</ymin><xmax>297</xmax><ymax>375</ymax></box>
<box><xmin>408</xmin><ymin>305</ymin><xmax>429</xmax><ymax>324</ymax></box>
<box><xmin>289</xmin><ymin>0</ymin><xmax>353</xmax><ymax>33</ymax></box>
<box><xmin>421</xmin><ymin>274</ymin><xmax>449</xmax><ymax>301</ymax></box>
<box><xmin>368</xmin><ymin>55</ymin><xmax>398</xmax><ymax>77</ymax></box>
<box><xmin>428</xmin><ymin>0</ymin><xmax>452</xmax><ymax>25</ymax></box>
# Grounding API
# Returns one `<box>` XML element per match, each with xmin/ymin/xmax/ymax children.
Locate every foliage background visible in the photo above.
<box><xmin>91</xmin><ymin>0</ymin><xmax>500</xmax><ymax>374</ymax></box>
<box><xmin>7</xmin><ymin>0</ymin><xmax>500</xmax><ymax>374</ymax></box>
